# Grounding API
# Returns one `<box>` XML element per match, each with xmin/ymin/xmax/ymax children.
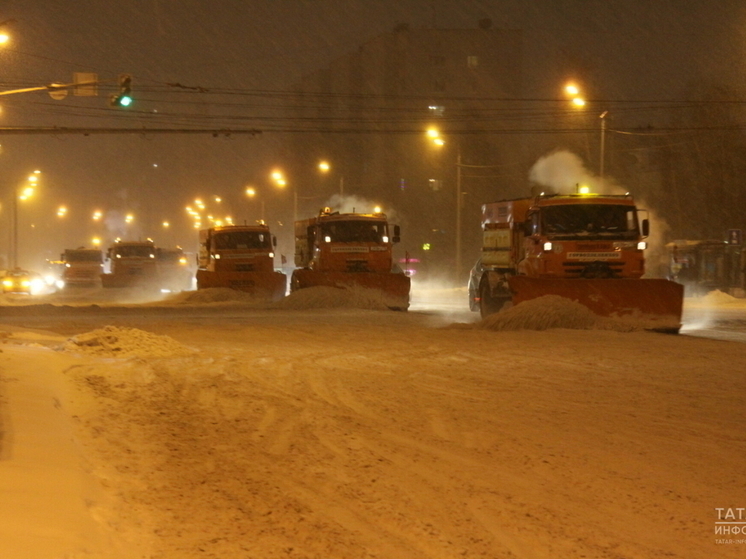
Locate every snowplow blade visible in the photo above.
<box><xmin>508</xmin><ymin>277</ymin><xmax>684</xmax><ymax>333</ymax></box>
<box><xmin>196</xmin><ymin>270</ymin><xmax>287</xmax><ymax>301</ymax></box>
<box><xmin>292</xmin><ymin>270</ymin><xmax>411</xmax><ymax>310</ymax></box>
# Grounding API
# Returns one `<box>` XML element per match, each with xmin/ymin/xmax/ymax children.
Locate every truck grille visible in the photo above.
<box><xmin>562</xmin><ymin>261</ymin><xmax>624</xmax><ymax>278</ymax></box>
<box><xmin>346</xmin><ymin>260</ymin><xmax>370</xmax><ymax>272</ymax></box>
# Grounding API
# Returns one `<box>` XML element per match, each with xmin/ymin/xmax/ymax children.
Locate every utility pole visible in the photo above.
<box><xmin>455</xmin><ymin>149</ymin><xmax>463</xmax><ymax>282</ymax></box>
<box><xmin>600</xmin><ymin>111</ymin><xmax>608</xmax><ymax>180</ymax></box>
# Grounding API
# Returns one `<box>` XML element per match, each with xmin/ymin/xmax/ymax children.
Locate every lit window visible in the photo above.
<box><xmin>429</xmin><ymin>179</ymin><xmax>442</xmax><ymax>191</ymax></box>
<box><xmin>428</xmin><ymin>105</ymin><xmax>445</xmax><ymax>117</ymax></box>
<box><xmin>467</xmin><ymin>55</ymin><xmax>479</xmax><ymax>68</ymax></box>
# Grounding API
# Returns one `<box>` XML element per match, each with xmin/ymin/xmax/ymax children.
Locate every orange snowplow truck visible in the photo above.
<box><xmin>292</xmin><ymin>207</ymin><xmax>411</xmax><ymax>310</ymax></box>
<box><xmin>61</xmin><ymin>247</ymin><xmax>103</xmax><ymax>287</ymax></box>
<box><xmin>472</xmin><ymin>192</ymin><xmax>684</xmax><ymax>331</ymax></box>
<box><xmin>101</xmin><ymin>239</ymin><xmax>158</xmax><ymax>288</ymax></box>
<box><xmin>196</xmin><ymin>224</ymin><xmax>286</xmax><ymax>301</ymax></box>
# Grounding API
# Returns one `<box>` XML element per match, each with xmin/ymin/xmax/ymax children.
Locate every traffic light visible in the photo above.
<box><xmin>110</xmin><ymin>73</ymin><xmax>133</xmax><ymax>107</ymax></box>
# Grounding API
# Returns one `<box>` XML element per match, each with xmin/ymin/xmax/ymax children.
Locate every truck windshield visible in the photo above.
<box><xmin>320</xmin><ymin>221</ymin><xmax>387</xmax><ymax>243</ymax></box>
<box><xmin>214</xmin><ymin>231</ymin><xmax>271</xmax><ymax>250</ymax></box>
<box><xmin>542</xmin><ymin>204</ymin><xmax>638</xmax><ymax>237</ymax></box>
<box><xmin>113</xmin><ymin>245</ymin><xmax>155</xmax><ymax>258</ymax></box>
<box><xmin>65</xmin><ymin>251</ymin><xmax>102</xmax><ymax>262</ymax></box>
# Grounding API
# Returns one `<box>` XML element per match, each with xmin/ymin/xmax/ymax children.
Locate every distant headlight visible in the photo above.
<box><xmin>2</xmin><ymin>279</ymin><xmax>13</xmax><ymax>287</ymax></box>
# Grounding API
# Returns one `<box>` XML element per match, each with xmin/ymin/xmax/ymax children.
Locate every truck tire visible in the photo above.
<box><xmin>479</xmin><ymin>279</ymin><xmax>507</xmax><ymax>318</ymax></box>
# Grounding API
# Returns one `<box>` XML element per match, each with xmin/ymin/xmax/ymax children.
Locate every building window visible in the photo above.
<box><xmin>467</xmin><ymin>55</ymin><xmax>479</xmax><ymax>68</ymax></box>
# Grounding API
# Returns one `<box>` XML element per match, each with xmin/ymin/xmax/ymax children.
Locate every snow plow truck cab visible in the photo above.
<box><xmin>472</xmin><ymin>190</ymin><xmax>684</xmax><ymax>332</ymax></box>
<box><xmin>196</xmin><ymin>224</ymin><xmax>286</xmax><ymax>301</ymax></box>
<box><xmin>291</xmin><ymin>207</ymin><xmax>411</xmax><ymax>310</ymax></box>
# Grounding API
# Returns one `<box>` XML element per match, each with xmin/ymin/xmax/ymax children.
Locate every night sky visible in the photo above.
<box><xmin>1</xmin><ymin>1</ymin><xmax>745</xmax><ymax>271</ymax></box>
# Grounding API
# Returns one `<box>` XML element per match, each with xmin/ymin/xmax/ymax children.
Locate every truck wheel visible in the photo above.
<box><xmin>290</xmin><ymin>270</ymin><xmax>303</xmax><ymax>292</ymax></box>
<box><xmin>479</xmin><ymin>280</ymin><xmax>509</xmax><ymax>318</ymax></box>
<box><xmin>479</xmin><ymin>281</ymin><xmax>497</xmax><ymax>318</ymax></box>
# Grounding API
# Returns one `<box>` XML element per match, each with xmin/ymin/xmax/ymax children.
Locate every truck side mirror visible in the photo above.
<box><xmin>393</xmin><ymin>225</ymin><xmax>401</xmax><ymax>244</ymax></box>
<box><xmin>641</xmin><ymin>219</ymin><xmax>650</xmax><ymax>237</ymax></box>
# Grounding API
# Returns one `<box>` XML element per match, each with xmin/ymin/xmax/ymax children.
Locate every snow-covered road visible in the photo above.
<box><xmin>1</xmin><ymin>286</ymin><xmax>745</xmax><ymax>558</ymax></box>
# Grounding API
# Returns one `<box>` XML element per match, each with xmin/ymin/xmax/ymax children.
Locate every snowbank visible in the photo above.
<box><xmin>60</xmin><ymin>325</ymin><xmax>197</xmax><ymax>358</ymax></box>
<box><xmin>469</xmin><ymin>295</ymin><xmax>679</xmax><ymax>332</ymax></box>
<box><xmin>165</xmin><ymin>287</ymin><xmax>269</xmax><ymax>306</ymax></box>
<box><xmin>698</xmin><ymin>289</ymin><xmax>741</xmax><ymax>305</ymax></box>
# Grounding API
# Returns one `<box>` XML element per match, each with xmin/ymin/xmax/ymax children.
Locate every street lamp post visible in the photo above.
<box><xmin>11</xmin><ymin>171</ymin><xmax>40</xmax><ymax>269</ymax></box>
<box><xmin>427</xmin><ymin>128</ymin><xmax>466</xmax><ymax>280</ymax></box>
<box><xmin>245</xmin><ymin>186</ymin><xmax>266</xmax><ymax>222</ymax></box>
<box><xmin>599</xmin><ymin>111</ymin><xmax>608</xmax><ymax>181</ymax></box>
<box><xmin>318</xmin><ymin>160</ymin><xmax>344</xmax><ymax>197</ymax></box>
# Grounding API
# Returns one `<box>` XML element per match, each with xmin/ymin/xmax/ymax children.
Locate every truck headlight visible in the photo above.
<box><xmin>637</xmin><ymin>241</ymin><xmax>647</xmax><ymax>250</ymax></box>
<box><xmin>543</xmin><ymin>242</ymin><xmax>553</xmax><ymax>252</ymax></box>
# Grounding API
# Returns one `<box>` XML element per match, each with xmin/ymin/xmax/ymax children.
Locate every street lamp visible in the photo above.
<box><xmin>11</xmin><ymin>170</ymin><xmax>40</xmax><ymax>269</ymax></box>
<box><xmin>427</xmin><ymin>128</ymin><xmax>465</xmax><ymax>280</ymax></box>
<box><xmin>318</xmin><ymin>160</ymin><xmax>345</xmax><ymax>196</ymax></box>
<box><xmin>270</xmin><ymin>169</ymin><xmax>295</xmax><ymax>222</ymax></box>
<box><xmin>565</xmin><ymin>82</ymin><xmax>607</xmax><ymax>178</ymax></box>
<box><xmin>245</xmin><ymin>185</ymin><xmax>266</xmax><ymax>222</ymax></box>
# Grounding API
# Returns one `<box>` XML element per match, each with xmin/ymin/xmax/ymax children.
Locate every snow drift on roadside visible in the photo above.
<box><xmin>163</xmin><ymin>287</ymin><xmax>270</xmax><ymax>306</ymax></box>
<box><xmin>469</xmin><ymin>295</ymin><xmax>677</xmax><ymax>332</ymax></box>
<box><xmin>60</xmin><ymin>325</ymin><xmax>197</xmax><ymax>358</ymax></box>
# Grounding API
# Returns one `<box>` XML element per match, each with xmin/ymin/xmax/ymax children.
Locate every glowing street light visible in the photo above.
<box><xmin>564</xmin><ymin>82</ymin><xmax>585</xmax><ymax>107</ymax></box>
<box><xmin>427</xmin><ymin>127</ymin><xmax>445</xmax><ymax>146</ymax></box>
<box><xmin>92</xmin><ymin>210</ymin><xmax>103</xmax><ymax>221</ymax></box>
<box><xmin>57</xmin><ymin>205</ymin><xmax>68</xmax><ymax>218</ymax></box>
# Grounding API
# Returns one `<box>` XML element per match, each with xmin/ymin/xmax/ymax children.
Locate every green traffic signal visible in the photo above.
<box><xmin>110</xmin><ymin>73</ymin><xmax>133</xmax><ymax>107</ymax></box>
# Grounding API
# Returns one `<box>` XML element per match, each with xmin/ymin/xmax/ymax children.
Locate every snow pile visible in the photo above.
<box><xmin>166</xmin><ymin>287</ymin><xmax>268</xmax><ymax>305</ymax></box>
<box><xmin>473</xmin><ymin>295</ymin><xmax>638</xmax><ymax>332</ymax></box>
<box><xmin>699</xmin><ymin>289</ymin><xmax>740</xmax><ymax>305</ymax></box>
<box><xmin>61</xmin><ymin>325</ymin><xmax>197</xmax><ymax>358</ymax></box>
<box><xmin>275</xmin><ymin>285</ymin><xmax>391</xmax><ymax>310</ymax></box>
